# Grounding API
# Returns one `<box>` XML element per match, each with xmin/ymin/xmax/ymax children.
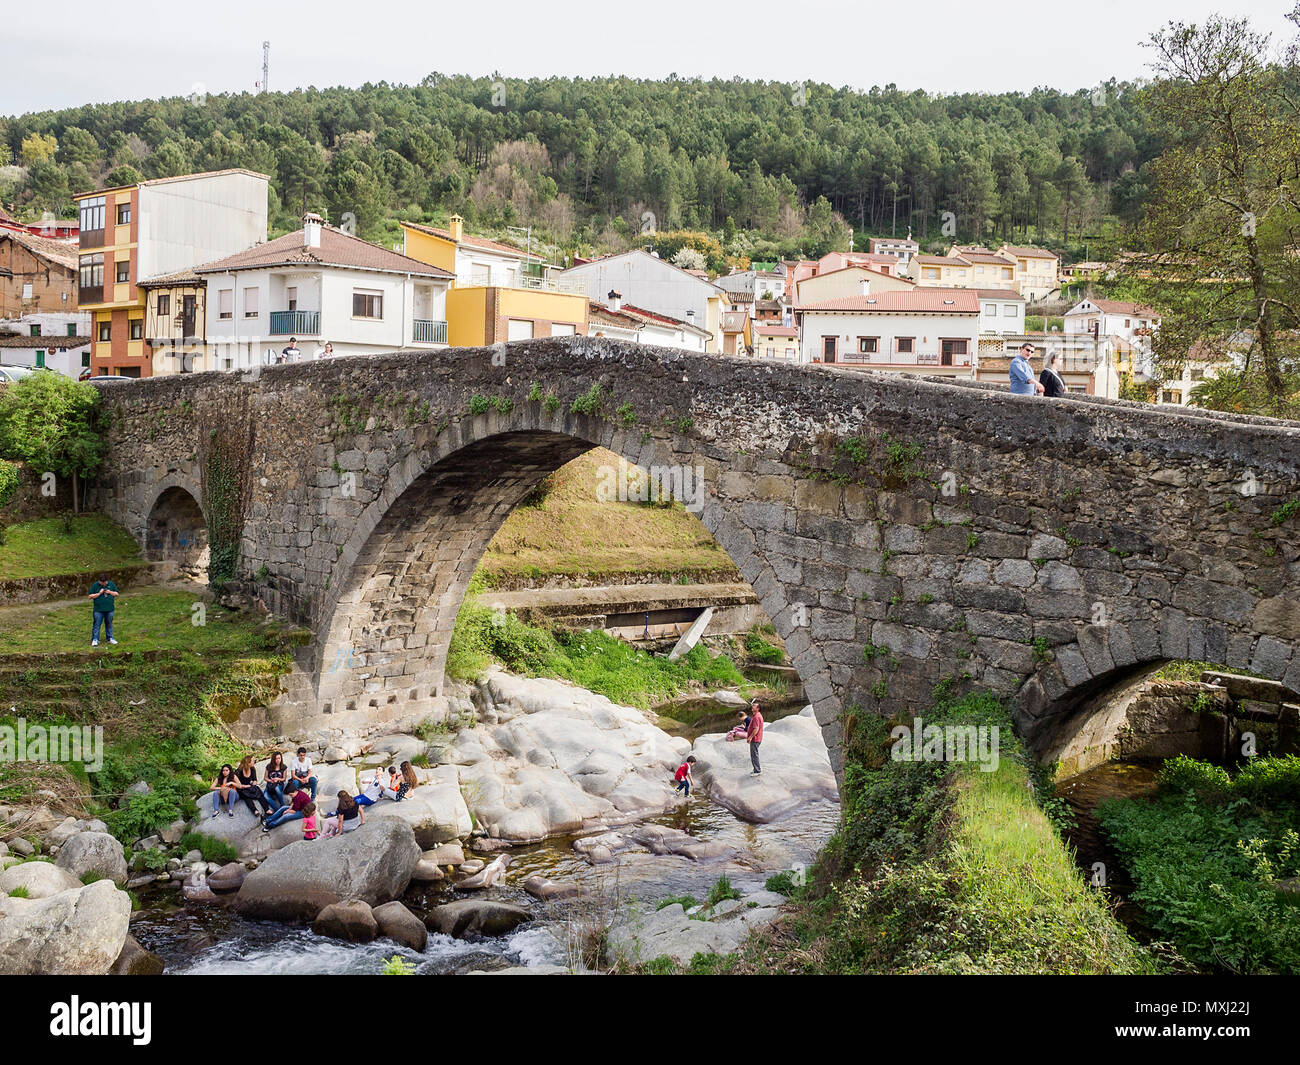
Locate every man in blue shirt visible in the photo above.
<box><xmin>1009</xmin><ymin>343</ymin><xmax>1045</xmax><ymax>396</ymax></box>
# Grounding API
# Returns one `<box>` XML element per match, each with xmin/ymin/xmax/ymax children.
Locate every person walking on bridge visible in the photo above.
<box><xmin>1009</xmin><ymin>342</ymin><xmax>1044</xmax><ymax>396</ymax></box>
<box><xmin>746</xmin><ymin>698</ymin><xmax>764</xmax><ymax>775</ymax></box>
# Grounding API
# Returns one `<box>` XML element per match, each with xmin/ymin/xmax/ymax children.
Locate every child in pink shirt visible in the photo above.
<box><xmin>301</xmin><ymin>802</ymin><xmax>320</xmax><ymax>841</ymax></box>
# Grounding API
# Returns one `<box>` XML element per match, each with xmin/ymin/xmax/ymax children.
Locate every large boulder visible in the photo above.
<box><xmin>206</xmin><ymin>862</ymin><xmax>247</xmax><ymax>893</ymax></box>
<box><xmin>426</xmin><ymin>899</ymin><xmax>532</xmax><ymax>939</ymax></box>
<box><xmin>607</xmin><ymin>895</ymin><xmax>782</xmax><ymax>966</ymax></box>
<box><xmin>0</xmin><ymin>880</ymin><xmax>132</xmax><ymax>974</ymax></box>
<box><xmin>691</xmin><ymin>708</ymin><xmax>840</xmax><ymax>823</ymax></box>
<box><xmin>453</xmin><ymin>670</ymin><xmax>690</xmax><ymax>843</ymax></box>
<box><xmin>0</xmin><ymin>860</ymin><xmax>84</xmax><ymax>899</ymax></box>
<box><xmin>312</xmin><ymin>900</ymin><xmax>378</xmax><ymax>943</ymax></box>
<box><xmin>372</xmin><ymin>901</ymin><xmax>428</xmax><ymax>951</ymax></box>
<box><xmin>363</xmin><ymin>766</ymin><xmax>472</xmax><ymax>846</ymax></box>
<box><xmin>54</xmin><ymin>832</ymin><xmax>129</xmax><ymax>886</ymax></box>
<box><xmin>234</xmin><ymin>819</ymin><xmax>421</xmax><ymax>922</ymax></box>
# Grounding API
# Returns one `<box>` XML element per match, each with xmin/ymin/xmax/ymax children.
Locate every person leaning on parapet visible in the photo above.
<box><xmin>280</xmin><ymin>337</ymin><xmax>301</xmax><ymax>364</ymax></box>
<box><xmin>1009</xmin><ymin>342</ymin><xmax>1044</xmax><ymax>396</ymax></box>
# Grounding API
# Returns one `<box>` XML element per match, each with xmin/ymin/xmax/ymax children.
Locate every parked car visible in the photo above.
<box><xmin>0</xmin><ymin>365</ymin><xmax>39</xmax><ymax>383</ymax></box>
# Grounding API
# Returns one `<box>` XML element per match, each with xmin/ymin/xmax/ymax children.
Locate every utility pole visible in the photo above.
<box><xmin>262</xmin><ymin>41</ymin><xmax>270</xmax><ymax>93</ymax></box>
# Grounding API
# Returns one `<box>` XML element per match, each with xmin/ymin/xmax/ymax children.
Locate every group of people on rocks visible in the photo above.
<box><xmin>208</xmin><ymin>747</ymin><xmax>421</xmax><ymax>841</ymax></box>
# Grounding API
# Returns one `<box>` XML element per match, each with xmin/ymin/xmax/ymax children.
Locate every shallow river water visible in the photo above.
<box><xmin>131</xmin><ymin>795</ymin><xmax>840</xmax><ymax>975</ymax></box>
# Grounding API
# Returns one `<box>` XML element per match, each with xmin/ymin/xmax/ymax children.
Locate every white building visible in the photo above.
<box><xmin>0</xmin><ymin>310</ymin><xmax>92</xmax><ymax>378</ymax></box>
<box><xmin>869</xmin><ymin>235</ymin><xmax>920</xmax><ymax>269</ymax></box>
<box><xmin>588</xmin><ymin>294</ymin><xmax>711</xmax><ymax>351</ymax></box>
<box><xmin>1065</xmin><ymin>298</ymin><xmax>1161</xmax><ymax>376</ymax></box>
<box><xmin>196</xmin><ymin>215</ymin><xmax>453</xmax><ymax>368</ymax></box>
<box><xmin>974</xmin><ymin>289</ymin><xmax>1026</xmax><ymax>334</ymax></box>
<box><xmin>798</xmin><ymin>288</ymin><xmax>980</xmax><ymax>378</ymax></box>
<box><xmin>560</xmin><ymin>250</ymin><xmax>725</xmax><ymax>352</ymax></box>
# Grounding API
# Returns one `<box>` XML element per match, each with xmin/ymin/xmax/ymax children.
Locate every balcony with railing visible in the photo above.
<box><xmin>412</xmin><ymin>319</ymin><xmax>448</xmax><ymax>345</ymax></box>
<box><xmin>269</xmin><ymin>309</ymin><xmax>320</xmax><ymax>336</ymax></box>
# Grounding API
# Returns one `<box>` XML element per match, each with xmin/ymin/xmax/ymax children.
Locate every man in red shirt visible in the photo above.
<box><xmin>746</xmin><ymin>699</ymin><xmax>764</xmax><ymax>775</ymax></box>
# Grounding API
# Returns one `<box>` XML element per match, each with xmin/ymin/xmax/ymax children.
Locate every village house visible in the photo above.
<box><xmin>560</xmin><ymin>249</ymin><xmax>726</xmax><ymax>352</ymax></box>
<box><xmin>997</xmin><ymin>244</ymin><xmax>1060</xmax><ymax>300</ymax></box>
<box><xmin>797</xmin><ymin>287</ymin><xmax>979</xmax><ymax>378</ymax></box>
<box><xmin>196</xmin><ymin>214</ymin><xmax>453</xmax><ymax>369</ymax></box>
<box><xmin>868</xmin><ymin>234</ymin><xmax>920</xmax><ymax>269</ymax></box>
<box><xmin>587</xmin><ymin>291</ymin><xmax>712</xmax><ymax>351</ymax></box>
<box><xmin>73</xmin><ymin>168</ymin><xmax>269</xmax><ymax>377</ymax></box>
<box><xmin>401</xmin><ymin>216</ymin><xmax>588</xmax><ymax>344</ymax></box>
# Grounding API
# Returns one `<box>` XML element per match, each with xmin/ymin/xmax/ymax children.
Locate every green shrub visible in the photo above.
<box><xmin>706</xmin><ymin>875</ymin><xmax>742</xmax><ymax>907</ymax></box>
<box><xmin>743</xmin><ymin>629</ymin><xmax>785</xmax><ymax>665</ymax></box>
<box><xmin>104</xmin><ymin>791</ymin><xmax>183</xmax><ymax>844</ymax></box>
<box><xmin>8</xmin><ymin>886</ymin><xmax>30</xmax><ymax>898</ymax></box>
<box><xmin>1158</xmin><ymin>754</ymin><xmax>1231</xmax><ymax>800</ymax></box>
<box><xmin>764</xmin><ymin>871</ymin><xmax>799</xmax><ymax>896</ymax></box>
<box><xmin>132</xmin><ymin>847</ymin><xmax>169</xmax><ymax>873</ymax></box>
<box><xmin>179</xmin><ymin>832</ymin><xmax>239</xmax><ymax>865</ymax></box>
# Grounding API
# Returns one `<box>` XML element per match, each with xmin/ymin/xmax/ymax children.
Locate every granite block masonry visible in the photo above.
<box><xmin>88</xmin><ymin>337</ymin><xmax>1300</xmax><ymax>780</ymax></box>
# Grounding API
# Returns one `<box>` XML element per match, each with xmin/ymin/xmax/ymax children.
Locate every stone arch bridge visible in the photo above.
<box><xmin>91</xmin><ymin>337</ymin><xmax>1300</xmax><ymax>778</ymax></box>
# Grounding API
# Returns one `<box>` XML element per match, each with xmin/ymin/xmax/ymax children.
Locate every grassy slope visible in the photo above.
<box><xmin>479</xmin><ymin>448</ymin><xmax>736</xmax><ymax>585</ymax></box>
<box><xmin>0</xmin><ymin>590</ymin><xmax>301</xmax><ymax>845</ymax></box>
<box><xmin>0</xmin><ymin>514</ymin><xmax>145</xmax><ymax>581</ymax></box>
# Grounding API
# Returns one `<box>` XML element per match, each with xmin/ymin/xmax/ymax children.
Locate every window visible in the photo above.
<box><xmin>858</xmin><ymin>337</ymin><xmax>879</xmax><ymax>354</ymax></box>
<box><xmin>79</xmin><ymin>196</ymin><xmax>105</xmax><ymax>232</ymax></box>
<box><xmin>81</xmin><ymin>351</ymin><xmax>90</xmax><ymax>369</ymax></box>
<box><xmin>67</xmin><ymin>323</ymin><xmax>77</xmax><ymax>336</ymax></box>
<box><xmin>923</xmin><ymin>268</ymin><xmax>939</xmax><ymax>280</ymax></box>
<box><xmin>115</xmin><ymin>260</ymin><xmax>130</xmax><ymax>284</ymax></box>
<box><xmin>29</xmin><ymin>324</ymin><xmax>41</xmax><ymax>336</ymax></box>
<box><xmin>157</xmin><ymin>293</ymin><xmax>170</xmax><ymax>316</ymax></box>
<box><xmin>79</xmin><ymin>253</ymin><xmax>104</xmax><ymax>291</ymax></box>
<box><xmin>352</xmin><ymin>290</ymin><xmax>383</xmax><ymax>318</ymax></box>
<box><xmin>243</xmin><ymin>287</ymin><xmax>259</xmax><ymax>318</ymax></box>
<box><xmin>22</xmin><ymin>283</ymin><xmax>33</xmax><ymax>300</ymax></box>
<box><xmin>897</xmin><ymin>337</ymin><xmax>914</xmax><ymax>354</ymax></box>
<box><xmin>218</xmin><ymin>289</ymin><xmax>233</xmax><ymax>320</ymax></box>
<box><xmin>550</xmin><ymin>323</ymin><xmax>576</xmax><ymax>337</ymax></box>
<box><xmin>286</xmin><ymin>286</ymin><xmax>297</xmax><ymax>312</ymax></box>
<box><xmin>983</xmin><ymin>304</ymin><xmax>996</xmax><ymax>316</ymax></box>
<box><xmin>129</xmin><ymin>319</ymin><xmax>142</xmax><ymax>341</ymax></box>
<box><xmin>1190</xmin><ymin>369</ymin><xmax>1204</xmax><ymax>382</ymax></box>
<box><xmin>98</xmin><ymin>321</ymin><xmax>111</xmax><ymax>342</ymax></box>
<box><xmin>471</xmin><ymin>263</ymin><xmax>491</xmax><ymax>285</ymax></box>
<box><xmin>1003</xmin><ymin>304</ymin><xmax>1018</xmax><ymax>316</ymax></box>
<box><xmin>507</xmin><ymin>319</ymin><xmax>535</xmax><ymax>341</ymax></box>
<box><xmin>1162</xmin><ymin>390</ymin><xmax>1182</xmax><ymax>404</ymax></box>
<box><xmin>116</xmin><ymin>203</ymin><xmax>131</xmax><ymax>225</ymax></box>
<box><xmin>1124</xmin><ymin>319</ymin><xmax>1131</xmax><ymax>328</ymax></box>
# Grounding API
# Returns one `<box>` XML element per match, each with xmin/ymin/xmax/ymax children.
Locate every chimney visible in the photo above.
<box><xmin>303</xmin><ymin>212</ymin><xmax>323</xmax><ymax>249</ymax></box>
<box><xmin>685</xmin><ymin>309</ymin><xmax>695</xmax><ymax>324</ymax></box>
<box><xmin>859</xmin><ymin>278</ymin><xmax>871</xmax><ymax>297</ymax></box>
<box><xmin>448</xmin><ymin>214</ymin><xmax>463</xmax><ymax>242</ymax></box>
<box><xmin>607</xmin><ymin>290</ymin><xmax>622</xmax><ymax>312</ymax></box>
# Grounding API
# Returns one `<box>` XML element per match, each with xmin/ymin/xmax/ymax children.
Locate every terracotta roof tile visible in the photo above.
<box><xmin>800</xmin><ymin>288</ymin><xmax>980</xmax><ymax>313</ymax></box>
<box><xmin>0</xmin><ymin>228</ymin><xmax>78</xmax><ymax>270</ymax></box>
<box><xmin>194</xmin><ymin>227</ymin><xmax>453</xmax><ymax>278</ymax></box>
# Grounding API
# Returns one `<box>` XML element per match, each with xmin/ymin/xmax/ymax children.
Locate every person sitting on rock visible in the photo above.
<box><xmin>323</xmin><ymin>790</ymin><xmax>365</xmax><ymax>838</ymax></box>
<box><xmin>355</xmin><ymin>768</ymin><xmax>385</xmax><ymax>808</ymax></box>
<box><xmin>381</xmin><ymin>762</ymin><xmax>418</xmax><ymax>802</ymax></box>
<box><xmin>264</xmin><ymin>751</ymin><xmax>289</xmax><ymax>811</ymax></box>
<box><xmin>289</xmin><ymin>747</ymin><xmax>318</xmax><ymax>799</ymax></box>
<box><xmin>726</xmin><ymin>710</ymin><xmax>750</xmax><ymax>741</ymax></box>
<box><xmin>262</xmin><ymin>781</ymin><xmax>314</xmax><ymax>832</ymax></box>
<box><xmin>234</xmin><ymin>755</ymin><xmax>273</xmax><ymax>819</ymax></box>
<box><xmin>301</xmin><ymin>802</ymin><xmax>320</xmax><ymax>841</ymax></box>
<box><xmin>673</xmin><ymin>756</ymin><xmax>696</xmax><ymax>798</ymax></box>
<box><xmin>210</xmin><ymin>764</ymin><xmax>239</xmax><ymax>818</ymax></box>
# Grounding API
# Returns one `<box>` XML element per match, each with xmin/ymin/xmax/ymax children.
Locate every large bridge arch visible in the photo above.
<box><xmin>89</xmin><ymin>337</ymin><xmax>1300</xmax><ymax>779</ymax></box>
<box><xmin>308</xmin><ymin>412</ymin><xmax>837</xmax><ymax>747</ymax></box>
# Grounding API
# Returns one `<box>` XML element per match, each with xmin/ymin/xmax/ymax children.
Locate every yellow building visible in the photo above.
<box><xmin>400</xmin><ymin>216</ymin><xmax>588</xmax><ymax>345</ymax></box>
<box><xmin>139</xmin><ymin>270</ymin><xmax>210</xmax><ymax>374</ymax></box>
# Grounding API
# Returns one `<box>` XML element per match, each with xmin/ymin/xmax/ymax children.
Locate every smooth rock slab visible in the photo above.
<box><xmin>607</xmin><ymin>900</ymin><xmax>782</xmax><ymax>966</ymax></box>
<box><xmin>692</xmin><ymin>708</ymin><xmax>839</xmax><ymax>823</ymax></box>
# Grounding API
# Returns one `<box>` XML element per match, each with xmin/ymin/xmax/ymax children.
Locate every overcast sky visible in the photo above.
<box><xmin>4</xmin><ymin>0</ymin><xmax>1296</xmax><ymax>116</ymax></box>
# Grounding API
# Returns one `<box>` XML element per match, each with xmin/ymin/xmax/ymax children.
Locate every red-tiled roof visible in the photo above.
<box><xmin>0</xmin><ymin>334</ymin><xmax>90</xmax><ymax>348</ymax></box>
<box><xmin>914</xmin><ymin>253</ymin><xmax>962</xmax><ymax>266</ymax></box>
<box><xmin>999</xmin><ymin>245</ymin><xmax>1059</xmax><ymax>259</ymax></box>
<box><xmin>960</xmin><ymin>251</ymin><xmax>1016</xmax><ymax>265</ymax></box>
<box><xmin>971</xmin><ymin>288</ymin><xmax>1025</xmax><ymax>300</ymax></box>
<box><xmin>194</xmin><ymin>226</ymin><xmax>454</xmax><ymax>278</ymax></box>
<box><xmin>0</xmin><ymin>228</ymin><xmax>78</xmax><ymax>270</ymax></box>
<box><xmin>799</xmin><ymin>264</ymin><xmax>916</xmax><ymax>286</ymax></box>
<box><xmin>721</xmin><ymin>311</ymin><xmax>748</xmax><ymax>331</ymax></box>
<box><xmin>800</xmin><ymin>288</ymin><xmax>980</xmax><ymax>314</ymax></box>
<box><xmin>400</xmin><ymin>220</ymin><xmax>530</xmax><ymax>258</ymax></box>
<box><xmin>754</xmin><ymin>323</ymin><xmax>797</xmax><ymax>337</ymax></box>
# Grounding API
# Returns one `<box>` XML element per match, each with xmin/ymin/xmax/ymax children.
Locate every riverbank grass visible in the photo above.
<box><xmin>0</xmin><ymin>513</ymin><xmax>144</xmax><ymax>580</ymax></box>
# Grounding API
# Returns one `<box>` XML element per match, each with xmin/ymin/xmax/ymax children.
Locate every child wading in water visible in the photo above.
<box><xmin>673</xmin><ymin>755</ymin><xmax>696</xmax><ymax>798</ymax></box>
